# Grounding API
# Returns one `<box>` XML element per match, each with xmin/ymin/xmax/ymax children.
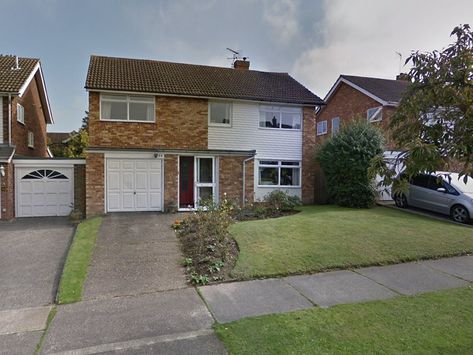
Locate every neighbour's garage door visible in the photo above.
<box><xmin>106</xmin><ymin>159</ymin><xmax>162</xmax><ymax>212</ymax></box>
<box><xmin>16</xmin><ymin>167</ymin><xmax>74</xmax><ymax>217</ymax></box>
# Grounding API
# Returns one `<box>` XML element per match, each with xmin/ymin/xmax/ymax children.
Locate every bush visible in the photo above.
<box><xmin>264</xmin><ymin>190</ymin><xmax>302</xmax><ymax>212</ymax></box>
<box><xmin>316</xmin><ymin>120</ymin><xmax>384</xmax><ymax>208</ymax></box>
<box><xmin>176</xmin><ymin>198</ymin><xmax>238</xmax><ymax>284</ymax></box>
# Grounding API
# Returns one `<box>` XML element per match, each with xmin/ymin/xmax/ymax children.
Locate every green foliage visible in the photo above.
<box><xmin>63</xmin><ymin>129</ymin><xmax>88</xmax><ymax>158</ymax></box>
<box><xmin>263</xmin><ymin>190</ymin><xmax>302</xmax><ymax>212</ymax></box>
<box><xmin>374</xmin><ymin>24</ymin><xmax>473</xmax><ymax>190</ymax></box>
<box><xmin>316</xmin><ymin>120</ymin><xmax>384</xmax><ymax>207</ymax></box>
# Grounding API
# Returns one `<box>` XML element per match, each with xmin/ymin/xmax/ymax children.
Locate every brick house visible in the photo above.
<box><xmin>84</xmin><ymin>55</ymin><xmax>324</xmax><ymax>216</ymax></box>
<box><xmin>0</xmin><ymin>55</ymin><xmax>85</xmax><ymax>220</ymax></box>
<box><xmin>314</xmin><ymin>74</ymin><xmax>410</xmax><ymax>203</ymax></box>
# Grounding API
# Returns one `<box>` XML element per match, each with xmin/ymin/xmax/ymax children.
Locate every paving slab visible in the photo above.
<box><xmin>0</xmin><ymin>331</ymin><xmax>42</xmax><ymax>355</ymax></box>
<box><xmin>0</xmin><ymin>306</ymin><xmax>51</xmax><ymax>335</ymax></box>
<box><xmin>42</xmin><ymin>288</ymin><xmax>213</xmax><ymax>354</ymax></box>
<box><xmin>357</xmin><ymin>262</ymin><xmax>468</xmax><ymax>295</ymax></box>
<box><xmin>285</xmin><ymin>270</ymin><xmax>398</xmax><ymax>308</ymax></box>
<box><xmin>199</xmin><ymin>279</ymin><xmax>313</xmax><ymax>323</ymax></box>
<box><xmin>83</xmin><ymin>213</ymin><xmax>187</xmax><ymax>299</ymax></box>
<box><xmin>0</xmin><ymin>217</ymin><xmax>73</xmax><ymax>310</ymax></box>
<box><xmin>422</xmin><ymin>255</ymin><xmax>473</xmax><ymax>281</ymax></box>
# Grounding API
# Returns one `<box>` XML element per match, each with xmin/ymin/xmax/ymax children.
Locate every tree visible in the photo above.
<box><xmin>316</xmin><ymin>120</ymin><xmax>384</xmax><ymax>208</ymax></box>
<box><xmin>372</xmin><ymin>24</ymin><xmax>473</xmax><ymax>190</ymax></box>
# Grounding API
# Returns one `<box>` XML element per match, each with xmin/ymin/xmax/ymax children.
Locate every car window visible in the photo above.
<box><xmin>443</xmin><ymin>181</ymin><xmax>459</xmax><ymax>195</ymax></box>
<box><xmin>427</xmin><ymin>176</ymin><xmax>444</xmax><ymax>190</ymax></box>
<box><xmin>411</xmin><ymin>174</ymin><xmax>430</xmax><ymax>188</ymax></box>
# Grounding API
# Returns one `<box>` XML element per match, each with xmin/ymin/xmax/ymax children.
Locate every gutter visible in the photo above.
<box><xmin>242</xmin><ymin>155</ymin><xmax>255</xmax><ymax>207</ymax></box>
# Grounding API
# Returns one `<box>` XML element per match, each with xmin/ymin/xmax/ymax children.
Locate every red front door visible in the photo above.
<box><xmin>179</xmin><ymin>157</ymin><xmax>194</xmax><ymax>208</ymax></box>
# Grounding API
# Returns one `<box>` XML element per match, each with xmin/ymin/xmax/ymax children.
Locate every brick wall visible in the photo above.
<box><xmin>74</xmin><ymin>164</ymin><xmax>86</xmax><ymax>217</ymax></box>
<box><xmin>85</xmin><ymin>153</ymin><xmax>104</xmax><ymax>216</ymax></box>
<box><xmin>0</xmin><ymin>163</ymin><xmax>14</xmax><ymax>220</ymax></box>
<box><xmin>301</xmin><ymin>106</ymin><xmax>317</xmax><ymax>204</ymax></box>
<box><xmin>164</xmin><ymin>154</ymin><xmax>178</xmax><ymax>212</ymax></box>
<box><xmin>218</xmin><ymin>156</ymin><xmax>254</xmax><ymax>205</ymax></box>
<box><xmin>88</xmin><ymin>92</ymin><xmax>208</xmax><ymax>149</ymax></box>
<box><xmin>2</xmin><ymin>96</ymin><xmax>7</xmax><ymax>144</ymax></box>
<box><xmin>11</xmin><ymin>76</ymin><xmax>49</xmax><ymax>157</ymax></box>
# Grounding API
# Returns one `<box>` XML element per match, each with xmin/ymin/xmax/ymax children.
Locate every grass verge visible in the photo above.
<box><xmin>231</xmin><ymin>205</ymin><xmax>473</xmax><ymax>279</ymax></box>
<box><xmin>57</xmin><ymin>217</ymin><xmax>102</xmax><ymax>304</ymax></box>
<box><xmin>34</xmin><ymin>306</ymin><xmax>57</xmax><ymax>355</ymax></box>
<box><xmin>215</xmin><ymin>287</ymin><xmax>473</xmax><ymax>354</ymax></box>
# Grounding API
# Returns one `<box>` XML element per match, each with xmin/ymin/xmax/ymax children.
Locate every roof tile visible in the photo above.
<box><xmin>0</xmin><ymin>56</ymin><xmax>39</xmax><ymax>93</ymax></box>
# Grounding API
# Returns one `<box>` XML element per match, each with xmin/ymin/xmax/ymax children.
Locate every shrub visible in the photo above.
<box><xmin>316</xmin><ymin>120</ymin><xmax>384</xmax><ymax>208</ymax></box>
<box><xmin>264</xmin><ymin>190</ymin><xmax>302</xmax><ymax>212</ymax></box>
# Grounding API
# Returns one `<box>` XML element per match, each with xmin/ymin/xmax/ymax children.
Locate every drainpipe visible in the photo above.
<box><xmin>242</xmin><ymin>155</ymin><xmax>255</xmax><ymax>207</ymax></box>
<box><xmin>8</xmin><ymin>94</ymin><xmax>12</xmax><ymax>145</ymax></box>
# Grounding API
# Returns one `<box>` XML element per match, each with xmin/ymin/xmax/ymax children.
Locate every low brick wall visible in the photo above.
<box><xmin>74</xmin><ymin>164</ymin><xmax>86</xmax><ymax>217</ymax></box>
<box><xmin>0</xmin><ymin>163</ymin><xmax>14</xmax><ymax>220</ymax></box>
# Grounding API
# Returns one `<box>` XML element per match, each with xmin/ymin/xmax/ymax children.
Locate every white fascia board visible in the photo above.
<box><xmin>17</xmin><ymin>63</ymin><xmax>40</xmax><ymax>98</ymax></box>
<box><xmin>36</xmin><ymin>64</ymin><xmax>54</xmax><ymax>124</ymax></box>
<box><xmin>12</xmin><ymin>158</ymin><xmax>85</xmax><ymax>166</ymax></box>
<box><xmin>324</xmin><ymin>77</ymin><xmax>388</xmax><ymax>106</ymax></box>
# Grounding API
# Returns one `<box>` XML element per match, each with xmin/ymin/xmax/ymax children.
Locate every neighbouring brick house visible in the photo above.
<box><xmin>314</xmin><ymin>74</ymin><xmax>410</xmax><ymax>203</ymax></box>
<box><xmin>0</xmin><ymin>55</ymin><xmax>85</xmax><ymax>219</ymax></box>
<box><xmin>84</xmin><ymin>55</ymin><xmax>324</xmax><ymax>216</ymax></box>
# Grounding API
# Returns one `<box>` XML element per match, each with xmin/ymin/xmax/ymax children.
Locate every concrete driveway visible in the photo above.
<box><xmin>0</xmin><ymin>217</ymin><xmax>74</xmax><ymax>354</ymax></box>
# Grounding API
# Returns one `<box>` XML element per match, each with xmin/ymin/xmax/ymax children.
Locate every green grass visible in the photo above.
<box><xmin>231</xmin><ymin>205</ymin><xmax>473</xmax><ymax>279</ymax></box>
<box><xmin>35</xmin><ymin>306</ymin><xmax>57</xmax><ymax>355</ymax></box>
<box><xmin>57</xmin><ymin>217</ymin><xmax>102</xmax><ymax>304</ymax></box>
<box><xmin>215</xmin><ymin>287</ymin><xmax>473</xmax><ymax>354</ymax></box>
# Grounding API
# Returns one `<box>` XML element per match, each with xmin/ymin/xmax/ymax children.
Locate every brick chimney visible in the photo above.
<box><xmin>396</xmin><ymin>73</ymin><xmax>410</xmax><ymax>81</ymax></box>
<box><xmin>233</xmin><ymin>58</ymin><xmax>250</xmax><ymax>70</ymax></box>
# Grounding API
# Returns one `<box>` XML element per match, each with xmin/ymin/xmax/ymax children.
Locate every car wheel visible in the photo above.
<box><xmin>451</xmin><ymin>205</ymin><xmax>470</xmax><ymax>224</ymax></box>
<box><xmin>394</xmin><ymin>194</ymin><xmax>408</xmax><ymax>208</ymax></box>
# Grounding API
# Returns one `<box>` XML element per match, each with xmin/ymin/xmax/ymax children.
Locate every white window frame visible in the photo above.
<box><xmin>331</xmin><ymin>117</ymin><xmax>340</xmax><ymax>136</ymax></box>
<box><xmin>367</xmin><ymin>106</ymin><xmax>383</xmax><ymax>123</ymax></box>
<box><xmin>259</xmin><ymin>105</ymin><xmax>302</xmax><ymax>131</ymax></box>
<box><xmin>317</xmin><ymin>120</ymin><xmax>328</xmax><ymax>135</ymax></box>
<box><xmin>257</xmin><ymin>160</ymin><xmax>301</xmax><ymax>188</ymax></box>
<box><xmin>194</xmin><ymin>156</ymin><xmax>217</xmax><ymax>208</ymax></box>
<box><xmin>100</xmin><ymin>94</ymin><xmax>155</xmax><ymax>123</ymax></box>
<box><xmin>208</xmin><ymin>101</ymin><xmax>232</xmax><ymax>127</ymax></box>
<box><xmin>27</xmin><ymin>131</ymin><xmax>34</xmax><ymax>148</ymax></box>
<box><xmin>17</xmin><ymin>104</ymin><xmax>25</xmax><ymax>124</ymax></box>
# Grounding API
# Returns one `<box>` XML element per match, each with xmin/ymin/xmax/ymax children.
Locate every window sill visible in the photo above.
<box><xmin>100</xmin><ymin>119</ymin><xmax>155</xmax><ymax>124</ymax></box>
<box><xmin>316</xmin><ymin>132</ymin><xmax>327</xmax><ymax>136</ymax></box>
<box><xmin>17</xmin><ymin>120</ymin><xmax>25</xmax><ymax>125</ymax></box>
<box><xmin>258</xmin><ymin>126</ymin><xmax>301</xmax><ymax>132</ymax></box>
<box><xmin>209</xmin><ymin>123</ymin><xmax>232</xmax><ymax>128</ymax></box>
<box><xmin>257</xmin><ymin>185</ymin><xmax>301</xmax><ymax>189</ymax></box>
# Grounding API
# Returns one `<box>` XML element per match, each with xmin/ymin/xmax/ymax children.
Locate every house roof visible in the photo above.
<box><xmin>324</xmin><ymin>75</ymin><xmax>410</xmax><ymax>107</ymax></box>
<box><xmin>47</xmin><ymin>132</ymin><xmax>73</xmax><ymax>144</ymax></box>
<box><xmin>0</xmin><ymin>55</ymin><xmax>53</xmax><ymax>124</ymax></box>
<box><xmin>0</xmin><ymin>56</ymin><xmax>39</xmax><ymax>93</ymax></box>
<box><xmin>85</xmin><ymin>55</ymin><xmax>324</xmax><ymax>106</ymax></box>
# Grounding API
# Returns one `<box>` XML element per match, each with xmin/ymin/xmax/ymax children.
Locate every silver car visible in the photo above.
<box><xmin>393</xmin><ymin>172</ymin><xmax>473</xmax><ymax>224</ymax></box>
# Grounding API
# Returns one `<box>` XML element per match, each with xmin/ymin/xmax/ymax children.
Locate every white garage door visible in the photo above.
<box><xmin>16</xmin><ymin>167</ymin><xmax>74</xmax><ymax>217</ymax></box>
<box><xmin>106</xmin><ymin>159</ymin><xmax>162</xmax><ymax>212</ymax></box>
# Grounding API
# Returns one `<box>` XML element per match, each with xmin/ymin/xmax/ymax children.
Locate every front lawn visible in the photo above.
<box><xmin>231</xmin><ymin>205</ymin><xmax>473</xmax><ymax>279</ymax></box>
<box><xmin>215</xmin><ymin>287</ymin><xmax>473</xmax><ymax>354</ymax></box>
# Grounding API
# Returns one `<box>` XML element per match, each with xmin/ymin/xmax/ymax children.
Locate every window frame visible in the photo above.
<box><xmin>316</xmin><ymin>120</ymin><xmax>328</xmax><ymax>135</ymax></box>
<box><xmin>257</xmin><ymin>160</ymin><xmax>301</xmax><ymax>188</ymax></box>
<box><xmin>17</xmin><ymin>104</ymin><xmax>25</xmax><ymax>124</ymax></box>
<box><xmin>208</xmin><ymin>101</ymin><xmax>232</xmax><ymax>127</ymax></box>
<box><xmin>367</xmin><ymin>106</ymin><xmax>383</xmax><ymax>123</ymax></box>
<box><xmin>27</xmin><ymin>131</ymin><xmax>34</xmax><ymax>148</ymax></box>
<box><xmin>258</xmin><ymin>105</ymin><xmax>302</xmax><ymax>131</ymax></box>
<box><xmin>100</xmin><ymin>93</ymin><xmax>155</xmax><ymax>123</ymax></box>
<box><xmin>331</xmin><ymin>117</ymin><xmax>340</xmax><ymax>136</ymax></box>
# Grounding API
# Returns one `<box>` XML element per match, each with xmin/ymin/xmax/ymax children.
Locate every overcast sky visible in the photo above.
<box><xmin>1</xmin><ymin>0</ymin><xmax>472</xmax><ymax>132</ymax></box>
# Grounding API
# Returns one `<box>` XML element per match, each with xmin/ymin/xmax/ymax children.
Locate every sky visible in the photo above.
<box><xmin>1</xmin><ymin>0</ymin><xmax>472</xmax><ymax>132</ymax></box>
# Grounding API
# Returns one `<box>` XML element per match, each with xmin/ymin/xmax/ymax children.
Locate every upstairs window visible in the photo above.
<box><xmin>259</xmin><ymin>105</ymin><xmax>301</xmax><ymax>130</ymax></box>
<box><xmin>332</xmin><ymin>117</ymin><xmax>340</xmax><ymax>136</ymax></box>
<box><xmin>17</xmin><ymin>104</ymin><xmax>25</xmax><ymax>124</ymax></box>
<box><xmin>101</xmin><ymin>94</ymin><xmax>155</xmax><ymax>122</ymax></box>
<box><xmin>316</xmin><ymin>120</ymin><xmax>327</xmax><ymax>135</ymax></box>
<box><xmin>367</xmin><ymin>106</ymin><xmax>383</xmax><ymax>122</ymax></box>
<box><xmin>209</xmin><ymin>101</ymin><xmax>232</xmax><ymax>126</ymax></box>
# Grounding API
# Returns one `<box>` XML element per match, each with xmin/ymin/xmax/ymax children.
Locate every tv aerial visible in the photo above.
<box><xmin>226</xmin><ymin>48</ymin><xmax>247</xmax><ymax>67</ymax></box>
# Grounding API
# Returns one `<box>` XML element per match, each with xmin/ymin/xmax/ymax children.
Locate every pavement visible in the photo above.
<box><xmin>199</xmin><ymin>255</ymin><xmax>473</xmax><ymax>323</ymax></box>
<box><xmin>0</xmin><ymin>217</ymin><xmax>74</xmax><ymax>355</ymax></box>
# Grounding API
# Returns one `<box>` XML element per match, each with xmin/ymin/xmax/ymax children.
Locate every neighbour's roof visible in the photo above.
<box><xmin>85</xmin><ymin>55</ymin><xmax>324</xmax><ymax>106</ymax></box>
<box><xmin>340</xmin><ymin>75</ymin><xmax>410</xmax><ymax>104</ymax></box>
<box><xmin>0</xmin><ymin>56</ymin><xmax>39</xmax><ymax>93</ymax></box>
<box><xmin>0</xmin><ymin>145</ymin><xmax>15</xmax><ymax>163</ymax></box>
<box><xmin>47</xmin><ymin>132</ymin><xmax>73</xmax><ymax>144</ymax></box>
